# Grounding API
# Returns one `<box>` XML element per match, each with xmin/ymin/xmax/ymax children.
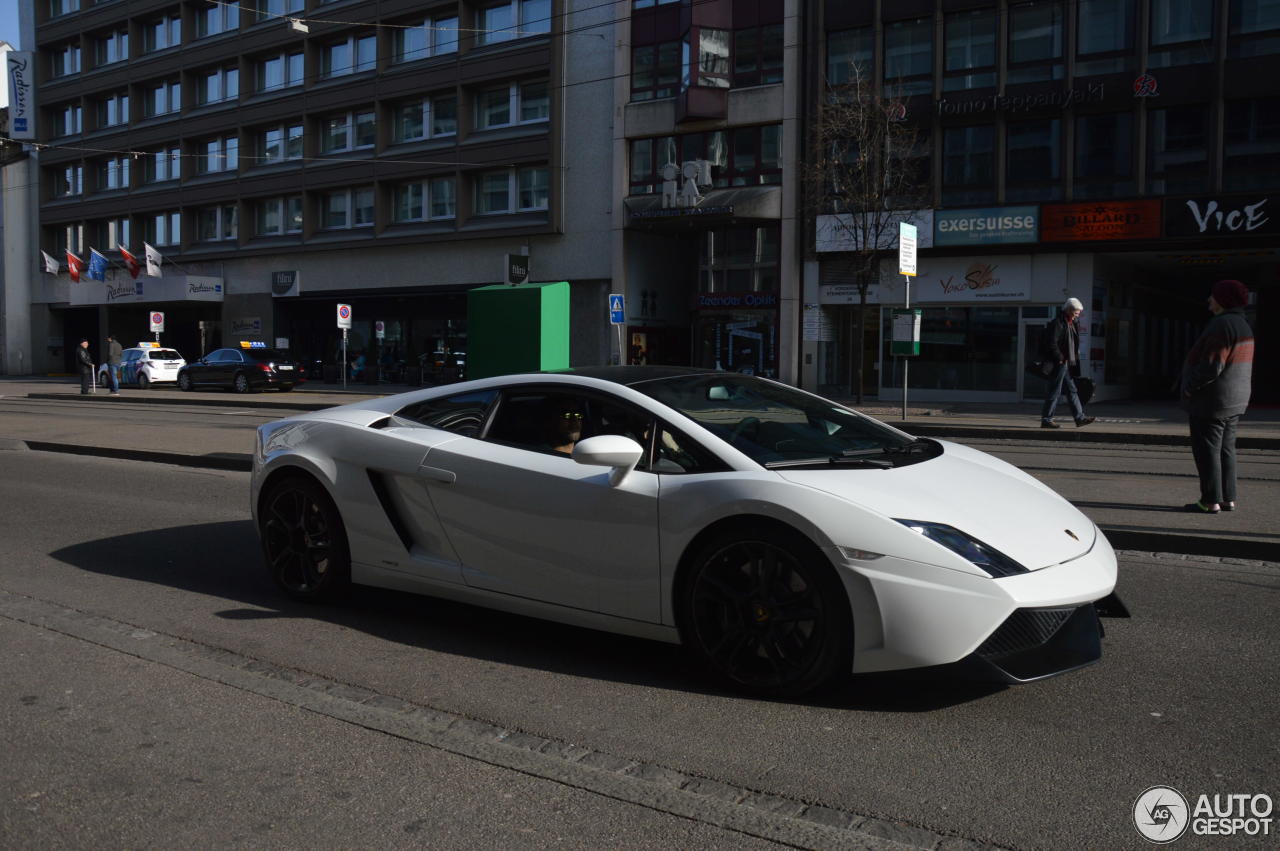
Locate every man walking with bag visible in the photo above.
<box><xmin>1181</xmin><ymin>279</ymin><xmax>1254</xmax><ymax>514</ymax></box>
<box><xmin>76</xmin><ymin>339</ymin><xmax>95</xmax><ymax>394</ymax></box>
<box><xmin>106</xmin><ymin>334</ymin><xmax>123</xmax><ymax>395</ymax></box>
<box><xmin>1040</xmin><ymin>297</ymin><xmax>1095</xmax><ymax>429</ymax></box>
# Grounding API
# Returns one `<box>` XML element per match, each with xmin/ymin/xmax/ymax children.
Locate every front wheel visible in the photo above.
<box><xmin>177</xmin><ymin>373</ymin><xmax>192</xmax><ymax>391</ymax></box>
<box><xmin>233</xmin><ymin>372</ymin><xmax>252</xmax><ymax>393</ymax></box>
<box><xmin>678</xmin><ymin>527</ymin><xmax>852</xmax><ymax>697</ymax></box>
<box><xmin>258</xmin><ymin>475</ymin><xmax>351</xmax><ymax>601</ymax></box>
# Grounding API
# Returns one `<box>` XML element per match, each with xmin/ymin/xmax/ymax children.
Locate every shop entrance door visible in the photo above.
<box><xmin>1021</xmin><ymin>314</ymin><xmax>1052</xmax><ymax>401</ymax></box>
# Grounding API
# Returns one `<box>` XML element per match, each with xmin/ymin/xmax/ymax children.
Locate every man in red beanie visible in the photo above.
<box><xmin>1180</xmin><ymin>279</ymin><xmax>1254</xmax><ymax>513</ymax></box>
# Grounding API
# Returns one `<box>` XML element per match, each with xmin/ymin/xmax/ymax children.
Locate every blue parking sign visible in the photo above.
<box><xmin>609</xmin><ymin>294</ymin><xmax>625</xmax><ymax>325</ymax></box>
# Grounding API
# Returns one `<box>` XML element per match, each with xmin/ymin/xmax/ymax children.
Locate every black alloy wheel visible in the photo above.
<box><xmin>680</xmin><ymin>528</ymin><xmax>851</xmax><ymax>697</ymax></box>
<box><xmin>177</xmin><ymin>373</ymin><xmax>192</xmax><ymax>391</ymax></box>
<box><xmin>259</xmin><ymin>475</ymin><xmax>350</xmax><ymax>601</ymax></box>
<box><xmin>233</xmin><ymin>372</ymin><xmax>251</xmax><ymax>393</ymax></box>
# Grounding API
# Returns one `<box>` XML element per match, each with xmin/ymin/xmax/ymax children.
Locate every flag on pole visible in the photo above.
<box><xmin>118</xmin><ymin>245</ymin><xmax>140</xmax><ymax>279</ymax></box>
<box><xmin>66</xmin><ymin>250</ymin><xmax>84</xmax><ymax>282</ymax></box>
<box><xmin>144</xmin><ymin>242</ymin><xmax>163</xmax><ymax>278</ymax></box>
<box><xmin>41</xmin><ymin>251</ymin><xmax>60</xmax><ymax>275</ymax></box>
<box><xmin>87</xmin><ymin>248</ymin><xmax>109</xmax><ymax>282</ymax></box>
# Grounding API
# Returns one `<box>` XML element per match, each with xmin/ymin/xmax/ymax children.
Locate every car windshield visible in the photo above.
<box><xmin>245</xmin><ymin>349</ymin><xmax>292</xmax><ymax>362</ymax></box>
<box><xmin>148</xmin><ymin>350</ymin><xmax>182</xmax><ymax>360</ymax></box>
<box><xmin>631</xmin><ymin>374</ymin><xmax>922</xmax><ymax>467</ymax></box>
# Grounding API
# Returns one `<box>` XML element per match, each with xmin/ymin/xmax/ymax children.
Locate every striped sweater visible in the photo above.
<box><xmin>1181</xmin><ymin>307</ymin><xmax>1254</xmax><ymax>418</ymax></box>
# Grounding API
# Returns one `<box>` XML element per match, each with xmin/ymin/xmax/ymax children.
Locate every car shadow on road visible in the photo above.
<box><xmin>51</xmin><ymin>520</ymin><xmax>1006</xmax><ymax>712</ymax></box>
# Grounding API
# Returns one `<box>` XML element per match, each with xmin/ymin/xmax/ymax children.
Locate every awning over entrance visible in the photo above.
<box><xmin>70</xmin><ymin>275</ymin><xmax>224</xmax><ymax>306</ymax></box>
<box><xmin>625</xmin><ymin>186</ymin><xmax>781</xmax><ymax>228</ymax></box>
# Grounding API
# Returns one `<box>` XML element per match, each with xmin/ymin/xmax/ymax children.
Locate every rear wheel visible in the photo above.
<box><xmin>278</xmin><ymin>384</ymin><xmax>294</xmax><ymax>392</ymax></box>
<box><xmin>233</xmin><ymin>372</ymin><xmax>252</xmax><ymax>393</ymax></box>
<box><xmin>259</xmin><ymin>475</ymin><xmax>351</xmax><ymax>601</ymax></box>
<box><xmin>177</xmin><ymin>373</ymin><xmax>193</xmax><ymax>391</ymax></box>
<box><xmin>678</xmin><ymin>526</ymin><xmax>852</xmax><ymax>697</ymax></box>
<box><xmin>137</xmin><ymin>373</ymin><xmax>149</xmax><ymax>389</ymax></box>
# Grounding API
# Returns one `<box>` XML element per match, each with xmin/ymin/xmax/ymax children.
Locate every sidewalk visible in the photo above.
<box><xmin>6</xmin><ymin>376</ymin><xmax>1279</xmax><ymax>561</ymax></box>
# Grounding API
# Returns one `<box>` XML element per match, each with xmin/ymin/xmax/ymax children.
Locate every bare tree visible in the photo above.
<box><xmin>802</xmin><ymin>69</ymin><xmax>929</xmax><ymax>404</ymax></box>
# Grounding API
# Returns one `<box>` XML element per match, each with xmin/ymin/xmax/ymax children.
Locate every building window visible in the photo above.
<box><xmin>944</xmin><ymin>8</ymin><xmax>996</xmax><ymax>92</ymax></box>
<box><xmin>53</xmin><ymin>164</ymin><xmax>84</xmax><ymax>197</ymax></box>
<box><xmin>1229</xmin><ymin>0</ymin><xmax>1280</xmax><ymax>57</ymax></box>
<box><xmin>1147</xmin><ymin>105</ymin><xmax>1208</xmax><ymax>193</ymax></box>
<box><xmin>687</xmin><ymin>27</ymin><xmax>731</xmax><ymax>89</ymax></box>
<box><xmin>54</xmin><ymin>104</ymin><xmax>83</xmax><ymax>137</ymax></box>
<box><xmin>144</xmin><ymin>14</ymin><xmax>182</xmax><ymax>52</ymax></box>
<box><xmin>197</xmin><ymin>66</ymin><xmax>239</xmax><ymax>106</ymax></box>
<box><xmin>477</xmin><ymin>0</ymin><xmax>551</xmax><ymax>46</ymax></box>
<box><xmin>256</xmin><ymin>51</ymin><xmax>305</xmax><ymax>92</ymax></box>
<box><xmin>1005</xmin><ymin>118</ymin><xmax>1061</xmax><ymax>201</ymax></box>
<box><xmin>96</xmin><ymin>92</ymin><xmax>129</xmax><ymax>128</ymax></box>
<box><xmin>633</xmin><ymin>0</ymin><xmax>679</xmax><ymax>6</ymax></box>
<box><xmin>827</xmin><ymin>27</ymin><xmax>872</xmax><ymax>86</ymax></box>
<box><xmin>256</xmin><ymin>123</ymin><xmax>304</xmax><ymax>163</ymax></box>
<box><xmin>144</xmin><ymin>80</ymin><xmax>182</xmax><ymax>117</ymax></box>
<box><xmin>697</xmin><ymin>226</ymin><xmax>780</xmax><ymax>293</ymax></box>
<box><xmin>320</xmin><ymin>187</ymin><xmax>374</xmax><ymax>229</ymax></box>
<box><xmin>51</xmin><ymin>223</ymin><xmax>85</xmax><ymax>255</ymax></box>
<box><xmin>1149</xmin><ymin>0</ymin><xmax>1216</xmax><ymax>66</ymax></box>
<box><xmin>1008</xmin><ymin>1</ymin><xmax>1064</xmax><ymax>84</ymax></box>
<box><xmin>197</xmin><ymin>136</ymin><xmax>239</xmax><ymax>174</ymax></box>
<box><xmin>97</xmin><ymin>156</ymin><xmax>131</xmax><ymax>190</ymax></box>
<box><xmin>388</xmin><ymin>178</ymin><xmax>461</xmax><ymax>225</ymax></box>
<box><xmin>1076</xmin><ymin>0</ymin><xmax>1135</xmax><ymax>75</ymax></box>
<box><xmin>321</xmin><ymin>111</ymin><xmax>376</xmax><ymax>153</ymax></box>
<box><xmin>196</xmin><ymin>205</ymin><xmax>238</xmax><ymax>241</ymax></box>
<box><xmin>97</xmin><ymin>217</ymin><xmax>131</xmax><ymax>249</ymax></box>
<box><xmin>143</xmin><ymin>146</ymin><xmax>182</xmax><ymax>183</ymax></box>
<box><xmin>393</xmin><ymin>95</ymin><xmax>458</xmax><ymax>142</ymax></box>
<box><xmin>476</xmin><ymin>82</ymin><xmax>548</xmax><ymax>129</ymax></box>
<box><xmin>321</xmin><ymin>34</ymin><xmax>376</xmax><ymax>78</ymax></box>
<box><xmin>631</xmin><ymin>40</ymin><xmax>681</xmax><ymax>101</ymax></box>
<box><xmin>146</xmin><ymin>211</ymin><xmax>182</xmax><ymax>246</ymax></box>
<box><xmin>197</xmin><ymin>1</ymin><xmax>239</xmax><ymax>38</ymax></box>
<box><xmin>50</xmin><ymin>0</ymin><xmax>79</xmax><ymax>17</ymax></box>
<box><xmin>51</xmin><ymin>43</ymin><xmax>81</xmax><ymax>78</ymax></box>
<box><xmin>942</xmin><ymin>125</ymin><xmax>995</xmax><ymax>205</ymax></box>
<box><xmin>255</xmin><ymin>196</ymin><xmax>303</xmax><ymax>235</ymax></box>
<box><xmin>1074</xmin><ymin>112</ymin><xmax>1135</xmax><ymax>198</ymax></box>
<box><xmin>255</xmin><ymin>0</ymin><xmax>303</xmax><ymax>22</ymax></box>
<box><xmin>628</xmin><ymin>125</ymin><xmax>781</xmax><ymax>194</ymax></box>
<box><xmin>475</xmin><ymin>167</ymin><xmax>549</xmax><ymax>213</ymax></box>
<box><xmin>393</xmin><ymin>15</ymin><xmax>460</xmax><ymax>62</ymax></box>
<box><xmin>95</xmin><ymin>30</ymin><xmax>129</xmax><ymax>66</ymax></box>
<box><xmin>884</xmin><ymin>17</ymin><xmax>933</xmax><ymax>96</ymax></box>
<box><xmin>1224</xmin><ymin>98</ymin><xmax>1280</xmax><ymax>190</ymax></box>
<box><xmin>733</xmin><ymin>24</ymin><xmax>784</xmax><ymax>87</ymax></box>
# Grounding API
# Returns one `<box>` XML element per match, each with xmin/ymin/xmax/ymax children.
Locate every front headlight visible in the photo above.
<box><xmin>894</xmin><ymin>519</ymin><xmax>1029</xmax><ymax>578</ymax></box>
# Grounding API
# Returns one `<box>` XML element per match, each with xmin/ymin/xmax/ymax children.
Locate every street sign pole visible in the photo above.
<box><xmin>343</xmin><ymin>330</ymin><xmax>348</xmax><ymax>389</ymax></box>
<box><xmin>336</xmin><ymin>304</ymin><xmax>353</xmax><ymax>389</ymax></box>
<box><xmin>608</xmin><ymin>293</ymin><xmax>625</xmax><ymax>365</ymax></box>
<box><xmin>897</xmin><ymin>222</ymin><xmax>919</xmax><ymax>422</ymax></box>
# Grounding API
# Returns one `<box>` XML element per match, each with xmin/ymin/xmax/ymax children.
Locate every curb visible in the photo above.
<box><xmin>26</xmin><ymin>391</ymin><xmax>341</xmax><ymax>413</ymax></box>
<box><xmin>16</xmin><ymin>439</ymin><xmax>1278</xmax><ymax>562</ymax></box>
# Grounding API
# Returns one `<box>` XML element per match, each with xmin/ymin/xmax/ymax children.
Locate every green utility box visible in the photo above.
<box><xmin>466</xmin><ymin>281</ymin><xmax>570</xmax><ymax>379</ymax></box>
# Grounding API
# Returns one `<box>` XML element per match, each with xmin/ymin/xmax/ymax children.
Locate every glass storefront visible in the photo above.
<box><xmin>880</xmin><ymin>305</ymin><xmax>1019</xmax><ymax>392</ymax></box>
<box><xmin>693</xmin><ymin>308</ymin><xmax>779</xmax><ymax>377</ymax></box>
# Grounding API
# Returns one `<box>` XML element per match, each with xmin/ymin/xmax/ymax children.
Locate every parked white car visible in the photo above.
<box><xmin>98</xmin><ymin>344</ymin><xmax>186</xmax><ymax>388</ymax></box>
<box><xmin>251</xmin><ymin>367</ymin><xmax>1121</xmax><ymax>696</ymax></box>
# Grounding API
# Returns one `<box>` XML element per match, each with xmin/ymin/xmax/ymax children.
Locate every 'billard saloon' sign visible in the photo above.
<box><xmin>1040</xmin><ymin>201</ymin><xmax>1162</xmax><ymax>242</ymax></box>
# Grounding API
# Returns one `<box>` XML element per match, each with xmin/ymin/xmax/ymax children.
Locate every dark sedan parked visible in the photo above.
<box><xmin>177</xmin><ymin>344</ymin><xmax>302</xmax><ymax>393</ymax></box>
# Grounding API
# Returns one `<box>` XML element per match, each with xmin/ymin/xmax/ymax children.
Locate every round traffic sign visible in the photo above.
<box><xmin>151</xmin><ymin>312</ymin><xmax>163</xmax><ymax>324</ymax></box>
<box><xmin>338</xmin><ymin>305</ymin><xmax>351</xmax><ymax>319</ymax></box>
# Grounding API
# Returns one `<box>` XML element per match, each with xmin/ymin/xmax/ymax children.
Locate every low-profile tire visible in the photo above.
<box><xmin>233</xmin><ymin>372</ymin><xmax>252</xmax><ymax>393</ymax></box>
<box><xmin>677</xmin><ymin>526</ymin><xmax>852</xmax><ymax>698</ymax></box>
<box><xmin>258</xmin><ymin>474</ymin><xmax>351</xmax><ymax>602</ymax></box>
<box><xmin>137</xmin><ymin>373</ymin><xmax>149</xmax><ymax>389</ymax></box>
<box><xmin>177</xmin><ymin>373</ymin><xmax>193</xmax><ymax>391</ymax></box>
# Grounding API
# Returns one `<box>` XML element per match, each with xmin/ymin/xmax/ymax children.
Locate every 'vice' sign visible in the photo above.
<box><xmin>1164</xmin><ymin>196</ymin><xmax>1276</xmax><ymax>238</ymax></box>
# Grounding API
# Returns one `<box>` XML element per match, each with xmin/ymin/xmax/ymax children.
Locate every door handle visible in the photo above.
<box><xmin>418</xmin><ymin>464</ymin><xmax>456</xmax><ymax>484</ymax></box>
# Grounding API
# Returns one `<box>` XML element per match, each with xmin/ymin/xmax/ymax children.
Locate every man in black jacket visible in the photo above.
<box><xmin>75</xmin><ymin>339</ymin><xmax>94</xmax><ymax>394</ymax></box>
<box><xmin>1181</xmin><ymin>279</ymin><xmax>1254</xmax><ymax>513</ymax></box>
<box><xmin>1039</xmin><ymin>297</ymin><xmax>1095</xmax><ymax>429</ymax></box>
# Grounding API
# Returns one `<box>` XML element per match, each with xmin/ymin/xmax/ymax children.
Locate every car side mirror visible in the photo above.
<box><xmin>572</xmin><ymin>434</ymin><xmax>644</xmax><ymax>486</ymax></box>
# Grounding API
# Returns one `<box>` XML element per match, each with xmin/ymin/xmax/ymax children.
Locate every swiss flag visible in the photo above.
<box><xmin>118</xmin><ymin>245</ymin><xmax>140</xmax><ymax>279</ymax></box>
<box><xmin>66</xmin><ymin>250</ymin><xmax>84</xmax><ymax>283</ymax></box>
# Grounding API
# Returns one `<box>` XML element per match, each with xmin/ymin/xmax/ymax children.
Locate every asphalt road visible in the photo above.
<box><xmin>1</xmin><ymin>449</ymin><xmax>1277</xmax><ymax>849</ymax></box>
